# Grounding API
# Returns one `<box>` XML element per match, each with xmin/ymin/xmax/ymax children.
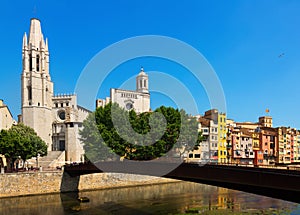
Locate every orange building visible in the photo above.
<box><xmin>259</xmin><ymin>127</ymin><xmax>277</xmax><ymax>165</ymax></box>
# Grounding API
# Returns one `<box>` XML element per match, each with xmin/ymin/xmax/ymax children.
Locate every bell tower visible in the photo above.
<box><xmin>21</xmin><ymin>18</ymin><xmax>53</xmax><ymax>148</ymax></box>
<box><xmin>136</xmin><ymin>67</ymin><xmax>149</xmax><ymax>93</ymax></box>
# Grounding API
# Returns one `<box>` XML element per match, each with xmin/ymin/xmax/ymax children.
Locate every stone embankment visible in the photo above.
<box><xmin>0</xmin><ymin>171</ymin><xmax>177</xmax><ymax>198</ymax></box>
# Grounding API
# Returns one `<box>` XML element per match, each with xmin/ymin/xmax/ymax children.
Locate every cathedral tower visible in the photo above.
<box><xmin>21</xmin><ymin>18</ymin><xmax>53</xmax><ymax>148</ymax></box>
<box><xmin>136</xmin><ymin>67</ymin><xmax>149</xmax><ymax>93</ymax></box>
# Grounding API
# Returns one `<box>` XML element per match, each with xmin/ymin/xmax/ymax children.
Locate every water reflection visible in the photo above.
<box><xmin>0</xmin><ymin>181</ymin><xmax>298</xmax><ymax>214</ymax></box>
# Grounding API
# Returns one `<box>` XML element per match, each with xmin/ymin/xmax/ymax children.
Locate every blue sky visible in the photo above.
<box><xmin>1</xmin><ymin>0</ymin><xmax>300</xmax><ymax>128</ymax></box>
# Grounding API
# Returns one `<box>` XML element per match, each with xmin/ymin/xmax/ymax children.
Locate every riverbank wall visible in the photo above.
<box><xmin>0</xmin><ymin>171</ymin><xmax>177</xmax><ymax>198</ymax></box>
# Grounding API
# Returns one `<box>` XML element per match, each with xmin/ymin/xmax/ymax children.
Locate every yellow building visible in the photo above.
<box><xmin>218</xmin><ymin>113</ymin><xmax>227</xmax><ymax>163</ymax></box>
<box><xmin>252</xmin><ymin>131</ymin><xmax>260</xmax><ymax>151</ymax></box>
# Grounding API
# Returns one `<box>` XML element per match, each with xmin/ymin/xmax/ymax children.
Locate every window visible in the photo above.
<box><xmin>189</xmin><ymin>154</ymin><xmax>193</xmax><ymax>158</ymax></box>
<box><xmin>29</xmin><ymin>54</ymin><xmax>32</xmax><ymax>71</ymax></box>
<box><xmin>66</xmin><ymin>102</ymin><xmax>69</xmax><ymax>106</ymax></box>
<box><xmin>61</xmin><ymin>103</ymin><xmax>63</xmax><ymax>107</ymax></box>
<box><xmin>58</xmin><ymin>110</ymin><xmax>66</xmax><ymax>120</ymax></box>
<box><xmin>36</xmin><ymin>55</ymin><xmax>40</xmax><ymax>71</ymax></box>
<box><xmin>126</xmin><ymin>103</ymin><xmax>133</xmax><ymax>110</ymax></box>
<box><xmin>59</xmin><ymin>140</ymin><xmax>65</xmax><ymax>151</ymax></box>
<box><xmin>28</xmin><ymin>86</ymin><xmax>32</xmax><ymax>100</ymax></box>
<box><xmin>55</xmin><ymin>103</ymin><xmax>58</xmax><ymax>108</ymax></box>
<box><xmin>195</xmin><ymin>154</ymin><xmax>200</xmax><ymax>158</ymax></box>
<box><xmin>144</xmin><ymin>79</ymin><xmax>147</xmax><ymax>88</ymax></box>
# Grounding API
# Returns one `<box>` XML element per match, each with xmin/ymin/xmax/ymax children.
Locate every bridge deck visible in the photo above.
<box><xmin>64</xmin><ymin>162</ymin><xmax>300</xmax><ymax>203</ymax></box>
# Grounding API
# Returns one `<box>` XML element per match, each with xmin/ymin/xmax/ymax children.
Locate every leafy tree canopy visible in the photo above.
<box><xmin>80</xmin><ymin>103</ymin><xmax>202</xmax><ymax>162</ymax></box>
<box><xmin>0</xmin><ymin>123</ymin><xmax>47</xmax><ymax>165</ymax></box>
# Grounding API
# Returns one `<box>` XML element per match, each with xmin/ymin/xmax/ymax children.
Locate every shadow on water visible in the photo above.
<box><xmin>59</xmin><ymin>171</ymin><xmax>151</xmax><ymax>214</ymax></box>
<box><xmin>60</xmin><ymin>171</ymin><xmax>80</xmax><ymax>213</ymax></box>
<box><xmin>60</xmin><ymin>192</ymin><xmax>152</xmax><ymax>214</ymax></box>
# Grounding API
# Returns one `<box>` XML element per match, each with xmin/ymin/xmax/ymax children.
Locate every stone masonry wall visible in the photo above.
<box><xmin>0</xmin><ymin>171</ymin><xmax>176</xmax><ymax>198</ymax></box>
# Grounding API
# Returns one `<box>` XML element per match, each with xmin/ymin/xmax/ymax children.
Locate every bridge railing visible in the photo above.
<box><xmin>186</xmin><ymin>161</ymin><xmax>300</xmax><ymax>171</ymax></box>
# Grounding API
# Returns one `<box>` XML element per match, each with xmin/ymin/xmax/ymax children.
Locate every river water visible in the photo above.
<box><xmin>0</xmin><ymin>181</ymin><xmax>299</xmax><ymax>215</ymax></box>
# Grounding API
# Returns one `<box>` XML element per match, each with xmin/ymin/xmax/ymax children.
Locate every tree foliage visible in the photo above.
<box><xmin>80</xmin><ymin>103</ymin><xmax>202</xmax><ymax>162</ymax></box>
<box><xmin>0</xmin><ymin>124</ymin><xmax>47</xmax><ymax>167</ymax></box>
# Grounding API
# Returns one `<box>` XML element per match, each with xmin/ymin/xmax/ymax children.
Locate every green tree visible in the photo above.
<box><xmin>80</xmin><ymin>103</ymin><xmax>203</xmax><ymax>162</ymax></box>
<box><xmin>0</xmin><ymin>124</ymin><xmax>47</xmax><ymax>170</ymax></box>
<box><xmin>80</xmin><ymin>112</ymin><xmax>115</xmax><ymax>162</ymax></box>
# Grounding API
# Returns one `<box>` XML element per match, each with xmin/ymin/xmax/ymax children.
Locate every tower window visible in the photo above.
<box><xmin>55</xmin><ymin>103</ymin><xmax>58</xmax><ymax>108</ymax></box>
<box><xmin>28</xmin><ymin>86</ymin><xmax>32</xmax><ymax>100</ymax></box>
<box><xmin>61</xmin><ymin>103</ymin><xmax>63</xmax><ymax>107</ymax></box>
<box><xmin>36</xmin><ymin>55</ymin><xmax>40</xmax><ymax>71</ymax></box>
<box><xmin>38</xmin><ymin>102</ymin><xmax>40</xmax><ymax>106</ymax></box>
<box><xmin>140</xmin><ymin>80</ymin><xmax>142</xmax><ymax>88</ymax></box>
<box><xmin>29</xmin><ymin>54</ymin><xmax>32</xmax><ymax>71</ymax></box>
<box><xmin>144</xmin><ymin>80</ymin><xmax>147</xmax><ymax>88</ymax></box>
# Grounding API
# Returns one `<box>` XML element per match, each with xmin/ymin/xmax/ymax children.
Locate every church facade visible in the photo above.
<box><xmin>96</xmin><ymin>67</ymin><xmax>150</xmax><ymax>113</ymax></box>
<box><xmin>20</xmin><ymin>18</ymin><xmax>90</xmax><ymax>165</ymax></box>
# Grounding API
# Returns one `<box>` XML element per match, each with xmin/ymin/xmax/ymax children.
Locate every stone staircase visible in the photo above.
<box><xmin>38</xmin><ymin>151</ymin><xmax>65</xmax><ymax>169</ymax></box>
